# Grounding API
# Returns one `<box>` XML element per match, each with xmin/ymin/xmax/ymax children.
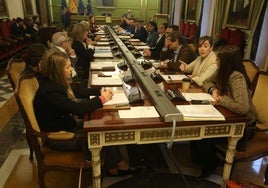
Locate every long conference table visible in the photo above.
<box><xmin>83</xmin><ymin>26</ymin><xmax>250</xmax><ymax>188</ymax></box>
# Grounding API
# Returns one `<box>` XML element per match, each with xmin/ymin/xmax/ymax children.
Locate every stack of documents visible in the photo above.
<box><xmin>161</xmin><ymin>74</ymin><xmax>188</xmax><ymax>82</ymax></box>
<box><xmin>176</xmin><ymin>105</ymin><xmax>225</xmax><ymax>121</ymax></box>
<box><xmin>181</xmin><ymin>93</ymin><xmax>216</xmax><ymax>102</ymax></box>
<box><xmin>91</xmin><ymin>72</ymin><xmax>123</xmax><ymax>86</ymax></box>
<box><xmin>103</xmin><ymin>92</ymin><xmax>129</xmax><ymax>109</ymax></box>
<box><xmin>118</xmin><ymin>106</ymin><xmax>159</xmax><ymax>118</ymax></box>
<box><xmin>90</xmin><ymin>61</ymin><xmax>115</xmax><ymax>71</ymax></box>
<box><xmin>94</xmin><ymin>46</ymin><xmax>113</xmax><ymax>58</ymax></box>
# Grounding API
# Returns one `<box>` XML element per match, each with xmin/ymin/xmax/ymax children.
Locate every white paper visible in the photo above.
<box><xmin>176</xmin><ymin>105</ymin><xmax>225</xmax><ymax>121</ymax></box>
<box><xmin>91</xmin><ymin>73</ymin><xmax>123</xmax><ymax>86</ymax></box>
<box><xmin>90</xmin><ymin>61</ymin><xmax>115</xmax><ymax>70</ymax></box>
<box><xmin>182</xmin><ymin>93</ymin><xmax>216</xmax><ymax>101</ymax></box>
<box><xmin>103</xmin><ymin>92</ymin><xmax>129</xmax><ymax>106</ymax></box>
<box><xmin>161</xmin><ymin>74</ymin><xmax>188</xmax><ymax>81</ymax></box>
<box><xmin>119</xmin><ymin>106</ymin><xmax>160</xmax><ymax>118</ymax></box>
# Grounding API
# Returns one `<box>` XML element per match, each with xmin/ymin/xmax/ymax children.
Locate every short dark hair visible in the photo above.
<box><xmin>168</xmin><ymin>31</ymin><xmax>185</xmax><ymax>45</ymax></box>
<box><xmin>22</xmin><ymin>43</ymin><xmax>46</xmax><ymax>67</ymax></box>
<box><xmin>168</xmin><ymin>25</ymin><xmax>179</xmax><ymax>32</ymax></box>
<box><xmin>198</xmin><ymin>35</ymin><xmax>214</xmax><ymax>47</ymax></box>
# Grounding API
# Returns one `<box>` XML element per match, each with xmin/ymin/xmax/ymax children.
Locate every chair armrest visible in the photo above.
<box><xmin>47</xmin><ymin>131</ymin><xmax>75</xmax><ymax>140</ymax></box>
<box><xmin>256</xmin><ymin>123</ymin><xmax>268</xmax><ymax>131</ymax></box>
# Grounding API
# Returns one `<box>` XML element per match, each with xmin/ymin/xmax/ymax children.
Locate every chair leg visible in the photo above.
<box><xmin>26</xmin><ymin>133</ymin><xmax>34</xmax><ymax>160</ymax></box>
<box><xmin>264</xmin><ymin>164</ymin><xmax>268</xmax><ymax>185</ymax></box>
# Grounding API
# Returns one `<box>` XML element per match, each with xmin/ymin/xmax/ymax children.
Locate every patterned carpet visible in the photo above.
<box><xmin>0</xmin><ymin>75</ymin><xmax>13</xmax><ymax>109</ymax></box>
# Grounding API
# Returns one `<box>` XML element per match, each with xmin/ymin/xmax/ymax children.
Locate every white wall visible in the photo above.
<box><xmin>6</xmin><ymin>0</ymin><xmax>37</xmax><ymax>19</ymax></box>
<box><xmin>255</xmin><ymin>3</ymin><xmax>268</xmax><ymax>71</ymax></box>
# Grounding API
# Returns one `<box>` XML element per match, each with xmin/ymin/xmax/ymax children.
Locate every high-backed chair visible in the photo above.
<box><xmin>15</xmin><ymin>74</ymin><xmax>91</xmax><ymax>188</ymax></box>
<box><xmin>242</xmin><ymin>59</ymin><xmax>259</xmax><ymax>89</ymax></box>
<box><xmin>234</xmin><ymin>71</ymin><xmax>268</xmax><ymax>185</ymax></box>
<box><xmin>6</xmin><ymin>58</ymin><xmax>25</xmax><ymax>90</ymax></box>
<box><xmin>215</xmin><ymin>71</ymin><xmax>268</xmax><ymax>184</ymax></box>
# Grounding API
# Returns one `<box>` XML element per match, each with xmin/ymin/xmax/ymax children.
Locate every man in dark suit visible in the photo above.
<box><xmin>132</xmin><ymin>19</ymin><xmax>147</xmax><ymax>42</ymax></box>
<box><xmin>143</xmin><ymin>23</ymin><xmax>168</xmax><ymax>59</ymax></box>
<box><xmin>160</xmin><ymin>31</ymin><xmax>196</xmax><ymax>71</ymax></box>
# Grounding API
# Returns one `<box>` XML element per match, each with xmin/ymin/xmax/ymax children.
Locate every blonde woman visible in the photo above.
<box><xmin>72</xmin><ymin>23</ymin><xmax>95</xmax><ymax>79</ymax></box>
<box><xmin>34</xmin><ymin>51</ymin><xmax>136</xmax><ymax>176</ymax></box>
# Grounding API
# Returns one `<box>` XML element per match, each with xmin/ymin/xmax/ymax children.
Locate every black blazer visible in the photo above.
<box><xmin>149</xmin><ymin>34</ymin><xmax>165</xmax><ymax>59</ymax></box>
<box><xmin>72</xmin><ymin>41</ymin><xmax>94</xmax><ymax>79</ymax></box>
<box><xmin>34</xmin><ymin>75</ymin><xmax>102</xmax><ymax>132</ymax></box>
<box><xmin>160</xmin><ymin>44</ymin><xmax>197</xmax><ymax>70</ymax></box>
<box><xmin>133</xmin><ymin>27</ymin><xmax>148</xmax><ymax>43</ymax></box>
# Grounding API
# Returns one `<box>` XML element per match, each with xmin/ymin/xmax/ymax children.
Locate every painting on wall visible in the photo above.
<box><xmin>185</xmin><ymin>0</ymin><xmax>197</xmax><ymax>22</ymax></box>
<box><xmin>22</xmin><ymin>0</ymin><xmax>33</xmax><ymax>16</ymax></box>
<box><xmin>96</xmin><ymin>0</ymin><xmax>115</xmax><ymax>9</ymax></box>
<box><xmin>0</xmin><ymin>0</ymin><xmax>9</xmax><ymax>18</ymax></box>
<box><xmin>224</xmin><ymin>0</ymin><xmax>254</xmax><ymax>29</ymax></box>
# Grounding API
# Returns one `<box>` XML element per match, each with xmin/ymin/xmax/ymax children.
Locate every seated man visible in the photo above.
<box><xmin>143</xmin><ymin>23</ymin><xmax>168</xmax><ymax>59</ymax></box>
<box><xmin>161</xmin><ymin>31</ymin><xmax>196</xmax><ymax>71</ymax></box>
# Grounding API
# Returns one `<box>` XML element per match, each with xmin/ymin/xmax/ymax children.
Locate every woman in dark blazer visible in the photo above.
<box><xmin>71</xmin><ymin>23</ymin><xmax>95</xmax><ymax>79</ymax></box>
<box><xmin>34</xmin><ymin>51</ymin><xmax>137</xmax><ymax>176</ymax></box>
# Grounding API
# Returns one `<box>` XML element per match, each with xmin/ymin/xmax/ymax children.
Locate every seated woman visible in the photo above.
<box><xmin>71</xmin><ymin>23</ymin><xmax>95</xmax><ymax>80</ymax></box>
<box><xmin>34</xmin><ymin>51</ymin><xmax>136</xmax><ymax>176</ymax></box>
<box><xmin>21</xmin><ymin>43</ymin><xmax>47</xmax><ymax>75</ymax></box>
<box><xmin>179</xmin><ymin>36</ymin><xmax>217</xmax><ymax>86</ymax></box>
<box><xmin>191</xmin><ymin>45</ymin><xmax>257</xmax><ymax>178</ymax></box>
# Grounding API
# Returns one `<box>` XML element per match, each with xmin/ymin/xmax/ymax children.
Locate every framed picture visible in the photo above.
<box><xmin>22</xmin><ymin>0</ymin><xmax>33</xmax><ymax>16</ymax></box>
<box><xmin>96</xmin><ymin>0</ymin><xmax>115</xmax><ymax>9</ymax></box>
<box><xmin>224</xmin><ymin>0</ymin><xmax>254</xmax><ymax>29</ymax></box>
<box><xmin>0</xmin><ymin>0</ymin><xmax>9</xmax><ymax>18</ymax></box>
<box><xmin>185</xmin><ymin>0</ymin><xmax>197</xmax><ymax>22</ymax></box>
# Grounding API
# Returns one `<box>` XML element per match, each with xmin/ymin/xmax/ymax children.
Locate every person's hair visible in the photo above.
<box><xmin>147</xmin><ymin>21</ymin><xmax>158</xmax><ymax>32</ymax></box>
<box><xmin>215</xmin><ymin>45</ymin><xmax>251</xmax><ymax>94</ymax></box>
<box><xmin>72</xmin><ymin>23</ymin><xmax>87</xmax><ymax>43</ymax></box>
<box><xmin>198</xmin><ymin>35</ymin><xmax>214</xmax><ymax>47</ymax></box>
<box><xmin>88</xmin><ymin>14</ymin><xmax>95</xmax><ymax>22</ymax></box>
<box><xmin>16</xmin><ymin>17</ymin><xmax>23</xmax><ymax>23</ymax></box>
<box><xmin>168</xmin><ymin>31</ymin><xmax>185</xmax><ymax>45</ymax></box>
<box><xmin>40</xmin><ymin>51</ymin><xmax>73</xmax><ymax>95</ymax></box>
<box><xmin>168</xmin><ymin>25</ymin><xmax>179</xmax><ymax>32</ymax></box>
<box><xmin>161</xmin><ymin>23</ymin><xmax>168</xmax><ymax>30</ymax></box>
<box><xmin>22</xmin><ymin>43</ymin><xmax>46</xmax><ymax>67</ymax></box>
<box><xmin>51</xmin><ymin>32</ymin><xmax>70</xmax><ymax>46</ymax></box>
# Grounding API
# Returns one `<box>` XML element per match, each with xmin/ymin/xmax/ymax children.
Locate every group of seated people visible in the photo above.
<box><xmin>10</xmin><ymin>16</ymin><xmax>41</xmax><ymax>43</ymax></box>
<box><xmin>18</xmin><ymin>13</ymin><xmax>257</xmax><ymax>179</ymax></box>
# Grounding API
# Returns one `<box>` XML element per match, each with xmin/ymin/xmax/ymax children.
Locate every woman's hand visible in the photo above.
<box><xmin>101</xmin><ymin>88</ymin><xmax>114</xmax><ymax>102</ymax></box>
<box><xmin>179</xmin><ymin>60</ymin><xmax>187</xmax><ymax>72</ymax></box>
<box><xmin>211</xmin><ymin>89</ymin><xmax>221</xmax><ymax>102</ymax></box>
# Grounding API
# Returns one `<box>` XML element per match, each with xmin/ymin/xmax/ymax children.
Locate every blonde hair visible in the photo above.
<box><xmin>72</xmin><ymin>23</ymin><xmax>87</xmax><ymax>43</ymax></box>
<box><xmin>40</xmin><ymin>50</ymin><xmax>75</xmax><ymax>100</ymax></box>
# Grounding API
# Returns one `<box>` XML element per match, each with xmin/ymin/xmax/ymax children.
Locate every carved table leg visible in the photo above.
<box><xmin>90</xmin><ymin>147</ymin><xmax>102</xmax><ymax>188</ymax></box>
<box><xmin>221</xmin><ymin>137</ymin><xmax>240</xmax><ymax>188</ymax></box>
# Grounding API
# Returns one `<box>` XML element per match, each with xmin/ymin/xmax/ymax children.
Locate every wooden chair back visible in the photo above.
<box><xmin>6</xmin><ymin>58</ymin><xmax>25</xmax><ymax>90</ymax></box>
<box><xmin>15</xmin><ymin>74</ymin><xmax>90</xmax><ymax>188</ymax></box>
<box><xmin>243</xmin><ymin>59</ymin><xmax>259</xmax><ymax>87</ymax></box>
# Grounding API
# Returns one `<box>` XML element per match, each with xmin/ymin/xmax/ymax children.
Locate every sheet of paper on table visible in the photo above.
<box><xmin>176</xmin><ymin>104</ymin><xmax>225</xmax><ymax>121</ymax></box>
<box><xmin>181</xmin><ymin>93</ymin><xmax>216</xmax><ymax>101</ymax></box>
<box><xmin>118</xmin><ymin>106</ymin><xmax>160</xmax><ymax>118</ymax></box>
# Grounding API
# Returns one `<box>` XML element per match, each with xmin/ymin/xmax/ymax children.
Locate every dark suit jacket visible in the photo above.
<box><xmin>133</xmin><ymin>26</ymin><xmax>148</xmax><ymax>42</ymax></box>
<box><xmin>72</xmin><ymin>41</ymin><xmax>94</xmax><ymax>79</ymax></box>
<box><xmin>149</xmin><ymin>34</ymin><xmax>165</xmax><ymax>59</ymax></box>
<box><xmin>160</xmin><ymin>44</ymin><xmax>197</xmax><ymax>70</ymax></box>
<box><xmin>34</xmin><ymin>75</ymin><xmax>102</xmax><ymax>132</ymax></box>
